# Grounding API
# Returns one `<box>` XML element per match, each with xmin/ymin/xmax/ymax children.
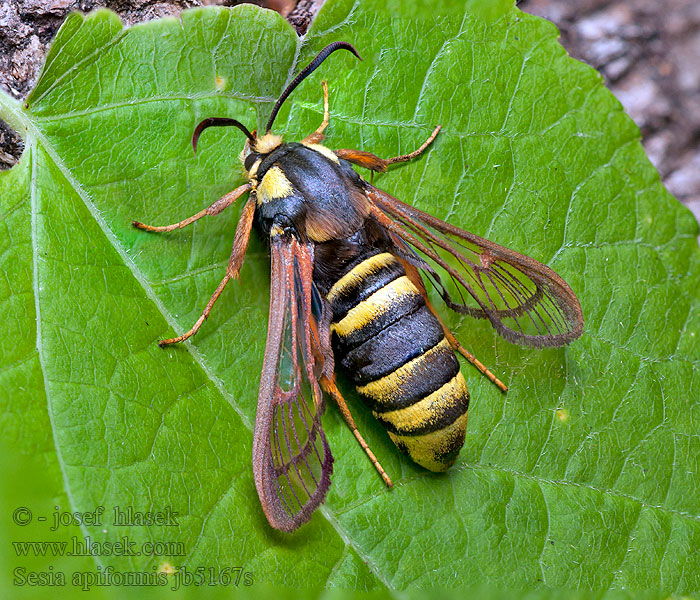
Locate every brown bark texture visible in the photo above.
<box><xmin>520</xmin><ymin>0</ymin><xmax>700</xmax><ymax>224</ymax></box>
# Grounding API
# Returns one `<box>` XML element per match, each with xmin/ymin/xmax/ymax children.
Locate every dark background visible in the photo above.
<box><xmin>1</xmin><ymin>0</ymin><xmax>698</xmax><ymax>225</ymax></box>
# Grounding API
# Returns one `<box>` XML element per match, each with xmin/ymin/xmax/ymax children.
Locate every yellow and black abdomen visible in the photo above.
<box><xmin>327</xmin><ymin>251</ymin><xmax>469</xmax><ymax>472</ymax></box>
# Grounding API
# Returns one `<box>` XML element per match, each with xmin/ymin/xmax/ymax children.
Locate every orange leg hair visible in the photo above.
<box><xmin>335</xmin><ymin>125</ymin><xmax>442</xmax><ymax>173</ymax></box>
<box><xmin>132</xmin><ymin>183</ymin><xmax>251</xmax><ymax>232</ymax></box>
<box><xmin>321</xmin><ymin>375</ymin><xmax>393</xmax><ymax>488</ymax></box>
<box><xmin>132</xmin><ymin>187</ymin><xmax>255</xmax><ymax>347</ymax></box>
<box><xmin>157</xmin><ymin>196</ymin><xmax>256</xmax><ymax>346</ymax></box>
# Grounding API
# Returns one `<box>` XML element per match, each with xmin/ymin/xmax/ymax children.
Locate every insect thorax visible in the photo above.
<box><xmin>252</xmin><ymin>142</ymin><xmax>370</xmax><ymax>242</ymax></box>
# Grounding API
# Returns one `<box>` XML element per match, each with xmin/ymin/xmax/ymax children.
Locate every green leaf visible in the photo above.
<box><xmin>1</xmin><ymin>0</ymin><xmax>699</xmax><ymax>594</ymax></box>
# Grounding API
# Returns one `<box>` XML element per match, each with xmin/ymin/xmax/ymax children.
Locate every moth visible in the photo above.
<box><xmin>133</xmin><ymin>42</ymin><xmax>583</xmax><ymax>532</ymax></box>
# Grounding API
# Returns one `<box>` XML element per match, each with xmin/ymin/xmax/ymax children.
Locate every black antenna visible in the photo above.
<box><xmin>265</xmin><ymin>41</ymin><xmax>361</xmax><ymax>133</ymax></box>
<box><xmin>192</xmin><ymin>118</ymin><xmax>255</xmax><ymax>154</ymax></box>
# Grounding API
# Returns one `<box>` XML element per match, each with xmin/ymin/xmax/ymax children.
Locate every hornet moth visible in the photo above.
<box><xmin>133</xmin><ymin>42</ymin><xmax>584</xmax><ymax>532</ymax></box>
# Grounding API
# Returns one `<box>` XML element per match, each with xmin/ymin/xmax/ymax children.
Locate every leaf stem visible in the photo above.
<box><xmin>0</xmin><ymin>91</ymin><xmax>31</xmax><ymax>142</ymax></box>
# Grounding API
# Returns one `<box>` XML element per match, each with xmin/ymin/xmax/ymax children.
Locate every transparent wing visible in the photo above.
<box><xmin>365</xmin><ymin>186</ymin><xmax>584</xmax><ymax>347</ymax></box>
<box><xmin>252</xmin><ymin>233</ymin><xmax>333</xmax><ymax>532</ymax></box>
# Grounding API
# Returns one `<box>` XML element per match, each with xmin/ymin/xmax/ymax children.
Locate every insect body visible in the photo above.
<box><xmin>321</xmin><ymin>244</ymin><xmax>470</xmax><ymax>472</ymax></box>
<box><xmin>133</xmin><ymin>42</ymin><xmax>584</xmax><ymax>532</ymax></box>
<box><xmin>252</xmin><ymin>136</ymin><xmax>469</xmax><ymax>472</ymax></box>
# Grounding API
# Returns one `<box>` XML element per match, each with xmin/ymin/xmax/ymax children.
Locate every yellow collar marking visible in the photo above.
<box><xmin>255</xmin><ymin>133</ymin><xmax>283</xmax><ymax>154</ymax></box>
<box><xmin>257</xmin><ymin>166</ymin><xmax>294</xmax><ymax>204</ymax></box>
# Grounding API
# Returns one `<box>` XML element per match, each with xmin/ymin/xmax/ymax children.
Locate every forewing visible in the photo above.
<box><xmin>366</xmin><ymin>186</ymin><xmax>584</xmax><ymax>347</ymax></box>
<box><xmin>252</xmin><ymin>233</ymin><xmax>333</xmax><ymax>532</ymax></box>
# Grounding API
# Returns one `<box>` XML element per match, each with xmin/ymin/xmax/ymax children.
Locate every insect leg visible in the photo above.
<box><xmin>335</xmin><ymin>126</ymin><xmax>442</xmax><ymax>173</ymax></box>
<box><xmin>334</xmin><ymin>148</ymin><xmax>388</xmax><ymax>172</ymax></box>
<box><xmin>132</xmin><ymin>183</ymin><xmax>251</xmax><ymax>233</ymax></box>
<box><xmin>321</xmin><ymin>375</ymin><xmax>393</xmax><ymax>488</ymax></box>
<box><xmin>159</xmin><ymin>196</ymin><xmax>257</xmax><ymax>346</ymax></box>
<box><xmin>442</xmin><ymin>329</ymin><xmax>508</xmax><ymax>394</ymax></box>
<box><xmin>384</xmin><ymin>125</ymin><xmax>441</xmax><ymax>165</ymax></box>
<box><xmin>159</xmin><ymin>272</ymin><xmax>231</xmax><ymax>346</ymax></box>
<box><xmin>401</xmin><ymin>259</ymin><xmax>508</xmax><ymax>393</ymax></box>
<box><xmin>302</xmin><ymin>80</ymin><xmax>330</xmax><ymax>144</ymax></box>
<box><xmin>227</xmin><ymin>196</ymin><xmax>256</xmax><ymax>280</ymax></box>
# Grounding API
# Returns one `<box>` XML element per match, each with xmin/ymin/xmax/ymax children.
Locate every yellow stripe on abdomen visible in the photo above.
<box><xmin>356</xmin><ymin>338</ymin><xmax>452</xmax><ymax>405</ymax></box>
<box><xmin>374</xmin><ymin>373</ymin><xmax>468</xmax><ymax>434</ymax></box>
<box><xmin>331</xmin><ymin>275</ymin><xmax>419</xmax><ymax>338</ymax></box>
<box><xmin>353</xmin><ymin>338</ymin><xmax>470</xmax><ymax>472</ymax></box>
<box><xmin>327</xmin><ymin>252</ymin><xmax>398</xmax><ymax>304</ymax></box>
<box><xmin>327</xmin><ymin>250</ymin><xmax>470</xmax><ymax>473</ymax></box>
<box><xmin>388</xmin><ymin>411</ymin><xmax>469</xmax><ymax>472</ymax></box>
